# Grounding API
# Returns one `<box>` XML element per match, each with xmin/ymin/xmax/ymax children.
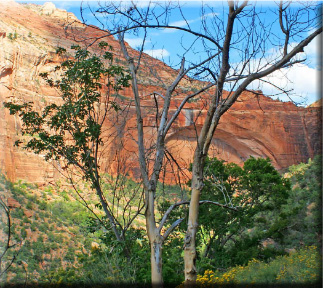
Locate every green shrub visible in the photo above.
<box><xmin>38</xmin><ymin>221</ymin><xmax>49</xmax><ymax>232</ymax></box>
<box><xmin>194</xmin><ymin>246</ymin><xmax>320</xmax><ymax>285</ymax></box>
<box><xmin>8</xmin><ymin>31</ymin><xmax>18</xmax><ymax>40</ymax></box>
<box><xmin>48</xmin><ymin>232</ymin><xmax>56</xmax><ymax>242</ymax></box>
<box><xmin>50</xmin><ymin>200</ymin><xmax>87</xmax><ymax>225</ymax></box>
<box><xmin>60</xmin><ymin>190</ymin><xmax>69</xmax><ymax>201</ymax></box>
<box><xmin>38</xmin><ymin>200</ymin><xmax>47</xmax><ymax>210</ymax></box>
<box><xmin>11</xmin><ymin>208</ymin><xmax>24</xmax><ymax>218</ymax></box>
<box><xmin>22</xmin><ymin>216</ymin><xmax>31</xmax><ymax>224</ymax></box>
<box><xmin>20</xmin><ymin>227</ymin><xmax>27</xmax><ymax>238</ymax></box>
<box><xmin>64</xmin><ymin>247</ymin><xmax>75</xmax><ymax>262</ymax></box>
<box><xmin>26</xmin><ymin>201</ymin><xmax>33</xmax><ymax>209</ymax></box>
<box><xmin>30</xmin><ymin>222</ymin><xmax>37</xmax><ymax>231</ymax></box>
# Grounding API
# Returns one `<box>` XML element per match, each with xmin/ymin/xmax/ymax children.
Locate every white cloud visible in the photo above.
<box><xmin>235</xmin><ymin>32</ymin><xmax>320</xmax><ymax>105</ymax></box>
<box><xmin>163</xmin><ymin>19</ymin><xmax>192</xmax><ymax>33</ymax></box>
<box><xmin>51</xmin><ymin>1</ymin><xmax>85</xmax><ymax>10</ymax></box>
<box><xmin>201</xmin><ymin>12</ymin><xmax>218</xmax><ymax>19</ymax></box>
<box><xmin>162</xmin><ymin>28</ymin><xmax>178</xmax><ymax>34</ymax></box>
<box><xmin>124</xmin><ymin>1</ymin><xmax>158</xmax><ymax>8</ymax></box>
<box><xmin>169</xmin><ymin>19</ymin><xmax>195</xmax><ymax>27</ymax></box>
<box><xmin>165</xmin><ymin>12</ymin><xmax>218</xmax><ymax>33</ymax></box>
<box><xmin>144</xmin><ymin>48</ymin><xmax>170</xmax><ymax>59</ymax></box>
<box><xmin>125</xmin><ymin>38</ymin><xmax>150</xmax><ymax>48</ymax></box>
<box><xmin>304</xmin><ymin>38</ymin><xmax>318</xmax><ymax>56</ymax></box>
<box><xmin>265</xmin><ymin>32</ymin><xmax>320</xmax><ymax>69</ymax></box>
<box><xmin>250</xmin><ymin>64</ymin><xmax>319</xmax><ymax>105</ymax></box>
<box><xmin>303</xmin><ymin>34</ymin><xmax>320</xmax><ymax>69</ymax></box>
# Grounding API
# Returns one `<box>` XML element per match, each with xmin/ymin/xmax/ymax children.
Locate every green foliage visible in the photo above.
<box><xmin>189</xmin><ymin>155</ymin><xmax>321</xmax><ymax>277</ymax></box>
<box><xmin>38</xmin><ymin>221</ymin><xmax>49</xmax><ymax>233</ymax></box>
<box><xmin>26</xmin><ymin>201</ymin><xmax>33</xmax><ymax>209</ymax></box>
<box><xmin>2</xmin><ymin>45</ymin><xmax>135</xmax><ymax>281</ymax></box>
<box><xmin>22</xmin><ymin>216</ymin><xmax>30</xmax><ymax>224</ymax></box>
<box><xmin>8</xmin><ymin>31</ymin><xmax>18</xmax><ymax>40</ymax></box>
<box><xmin>277</xmin><ymin>155</ymin><xmax>322</xmax><ymax>248</ymax></box>
<box><xmin>30</xmin><ymin>222</ymin><xmax>37</xmax><ymax>231</ymax></box>
<box><xmin>1</xmin><ymin>154</ymin><xmax>320</xmax><ymax>285</ymax></box>
<box><xmin>193</xmin><ymin>157</ymin><xmax>290</xmax><ymax>268</ymax></box>
<box><xmin>20</xmin><ymin>227</ymin><xmax>27</xmax><ymax>238</ymax></box>
<box><xmin>51</xmin><ymin>248</ymin><xmax>137</xmax><ymax>285</ymax></box>
<box><xmin>83</xmin><ymin>221</ymin><xmax>151</xmax><ymax>283</ymax></box>
<box><xmin>4</xmin><ymin>43</ymin><xmax>131</xmax><ymax>184</ymax></box>
<box><xmin>38</xmin><ymin>200</ymin><xmax>47</xmax><ymax>210</ymax></box>
<box><xmin>64</xmin><ymin>246</ymin><xmax>75</xmax><ymax>262</ymax></box>
<box><xmin>11</xmin><ymin>208</ymin><xmax>24</xmax><ymax>219</ymax></box>
<box><xmin>49</xmin><ymin>200</ymin><xmax>88</xmax><ymax>226</ymax></box>
<box><xmin>194</xmin><ymin>246</ymin><xmax>320</xmax><ymax>285</ymax></box>
<box><xmin>162</xmin><ymin>233</ymin><xmax>185</xmax><ymax>284</ymax></box>
<box><xmin>187</xmin><ymin>97</ymin><xmax>198</xmax><ymax>103</ymax></box>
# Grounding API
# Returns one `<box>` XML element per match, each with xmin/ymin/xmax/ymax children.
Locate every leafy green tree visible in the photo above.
<box><xmin>156</xmin><ymin>156</ymin><xmax>291</xmax><ymax>275</ymax></box>
<box><xmin>277</xmin><ymin>155</ymin><xmax>322</xmax><ymax>248</ymax></box>
<box><xmin>194</xmin><ymin>157</ymin><xmax>291</xmax><ymax>269</ymax></box>
<box><xmin>4</xmin><ymin>43</ymin><xmax>133</xmax><ymax>242</ymax></box>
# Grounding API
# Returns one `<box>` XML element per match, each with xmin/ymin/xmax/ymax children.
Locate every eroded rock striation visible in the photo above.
<box><xmin>0</xmin><ymin>1</ymin><xmax>321</xmax><ymax>185</ymax></box>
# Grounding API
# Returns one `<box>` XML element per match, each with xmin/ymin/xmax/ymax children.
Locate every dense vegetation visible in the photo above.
<box><xmin>0</xmin><ymin>155</ymin><xmax>321</xmax><ymax>286</ymax></box>
<box><xmin>193</xmin><ymin>245</ymin><xmax>320</xmax><ymax>286</ymax></box>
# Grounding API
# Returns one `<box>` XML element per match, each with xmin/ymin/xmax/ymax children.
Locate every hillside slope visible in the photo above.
<box><xmin>0</xmin><ymin>1</ymin><xmax>321</xmax><ymax>185</ymax></box>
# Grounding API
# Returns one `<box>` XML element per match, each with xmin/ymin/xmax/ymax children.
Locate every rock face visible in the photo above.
<box><xmin>0</xmin><ymin>1</ymin><xmax>321</xmax><ymax>185</ymax></box>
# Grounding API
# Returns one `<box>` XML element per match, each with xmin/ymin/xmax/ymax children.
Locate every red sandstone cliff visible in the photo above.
<box><xmin>0</xmin><ymin>1</ymin><xmax>321</xmax><ymax>185</ymax></box>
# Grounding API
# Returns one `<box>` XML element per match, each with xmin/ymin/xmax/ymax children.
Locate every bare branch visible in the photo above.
<box><xmin>118</xmin><ymin>31</ymin><xmax>150</xmax><ymax>189</ymax></box>
<box><xmin>164</xmin><ymin>82</ymin><xmax>214</xmax><ymax>134</ymax></box>
<box><xmin>158</xmin><ymin>198</ymin><xmax>238</xmax><ymax>235</ymax></box>
<box><xmin>162</xmin><ymin>218</ymin><xmax>185</xmax><ymax>241</ymax></box>
<box><xmin>224</xmin><ymin>26</ymin><xmax>322</xmax><ymax>113</ymax></box>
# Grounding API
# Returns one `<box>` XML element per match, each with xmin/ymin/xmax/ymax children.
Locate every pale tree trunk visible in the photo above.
<box><xmin>118</xmin><ymin>32</ymin><xmax>166</xmax><ymax>286</ymax></box>
<box><xmin>145</xmin><ymin>188</ymin><xmax>164</xmax><ymax>286</ymax></box>
<box><xmin>118</xmin><ymin>30</ymin><xmax>193</xmax><ymax>286</ymax></box>
<box><xmin>150</xmin><ymin>235</ymin><xmax>163</xmax><ymax>287</ymax></box>
<box><xmin>184</xmin><ymin>187</ymin><xmax>200</xmax><ymax>283</ymax></box>
<box><xmin>183</xmin><ymin>2</ymin><xmax>241</xmax><ymax>283</ymax></box>
<box><xmin>184</xmin><ymin>149</ymin><xmax>204</xmax><ymax>283</ymax></box>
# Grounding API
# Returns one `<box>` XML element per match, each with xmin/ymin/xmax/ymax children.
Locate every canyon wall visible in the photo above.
<box><xmin>0</xmin><ymin>1</ymin><xmax>321</xmax><ymax>185</ymax></box>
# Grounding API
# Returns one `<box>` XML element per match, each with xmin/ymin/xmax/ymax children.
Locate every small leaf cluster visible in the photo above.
<box><xmin>7</xmin><ymin>31</ymin><xmax>18</xmax><ymax>40</ymax></box>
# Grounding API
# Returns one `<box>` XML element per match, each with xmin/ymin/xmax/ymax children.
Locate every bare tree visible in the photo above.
<box><xmin>75</xmin><ymin>0</ymin><xmax>321</xmax><ymax>285</ymax></box>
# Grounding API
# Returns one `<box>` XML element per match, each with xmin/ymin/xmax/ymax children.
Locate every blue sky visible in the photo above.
<box><xmin>17</xmin><ymin>0</ymin><xmax>321</xmax><ymax>105</ymax></box>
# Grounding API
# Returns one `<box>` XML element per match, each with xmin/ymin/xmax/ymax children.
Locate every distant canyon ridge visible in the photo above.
<box><xmin>0</xmin><ymin>1</ymin><xmax>321</xmax><ymax>185</ymax></box>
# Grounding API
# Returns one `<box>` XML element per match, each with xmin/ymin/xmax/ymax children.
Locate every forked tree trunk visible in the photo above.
<box><xmin>118</xmin><ymin>33</ymin><xmax>166</xmax><ymax>286</ymax></box>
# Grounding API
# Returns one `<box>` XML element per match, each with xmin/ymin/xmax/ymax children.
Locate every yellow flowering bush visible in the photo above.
<box><xmin>192</xmin><ymin>246</ymin><xmax>320</xmax><ymax>286</ymax></box>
